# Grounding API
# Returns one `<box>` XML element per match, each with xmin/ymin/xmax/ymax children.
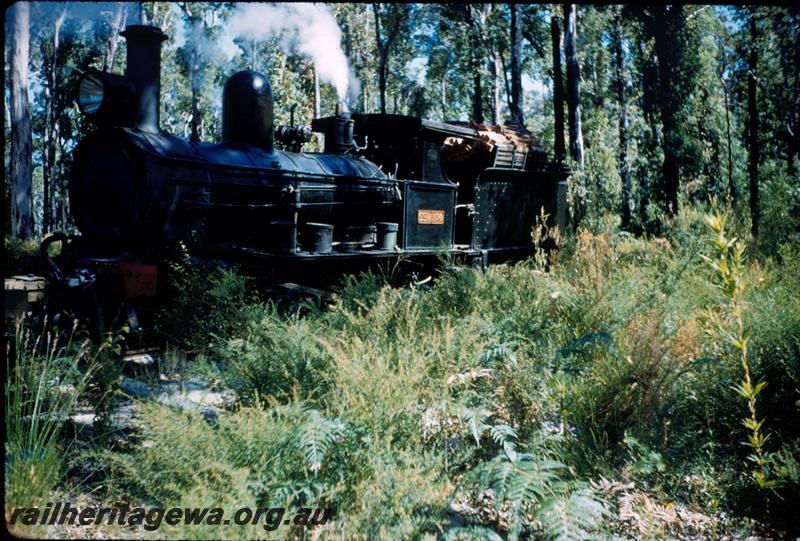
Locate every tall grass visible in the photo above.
<box><xmin>5</xmin><ymin>319</ymin><xmax>100</xmax><ymax>509</ymax></box>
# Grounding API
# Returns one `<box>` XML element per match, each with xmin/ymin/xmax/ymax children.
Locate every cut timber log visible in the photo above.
<box><xmin>442</xmin><ymin>121</ymin><xmax>544</xmax><ymax>170</ymax></box>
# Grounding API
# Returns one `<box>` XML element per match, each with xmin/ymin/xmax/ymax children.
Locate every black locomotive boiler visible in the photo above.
<box><xmin>47</xmin><ymin>24</ymin><xmax>568</xmax><ymax>329</ymax></box>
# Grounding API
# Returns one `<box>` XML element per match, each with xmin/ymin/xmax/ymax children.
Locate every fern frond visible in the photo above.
<box><xmin>488</xmin><ymin>424</ymin><xmax>518</xmax><ymax>461</ymax></box>
<box><xmin>476</xmin><ymin>343</ymin><xmax>519</xmax><ymax>368</ymax></box>
<box><xmin>469</xmin><ymin>454</ymin><xmax>566</xmax><ymax>541</ymax></box>
<box><xmin>537</xmin><ymin>487</ymin><xmax>608</xmax><ymax>541</ymax></box>
<box><xmin>457</xmin><ymin>405</ymin><xmax>491</xmax><ymax>445</ymax></box>
<box><xmin>295</xmin><ymin>408</ymin><xmax>346</xmax><ymax>474</ymax></box>
<box><xmin>505</xmin><ymin>457</ymin><xmax>564</xmax><ymax>539</ymax></box>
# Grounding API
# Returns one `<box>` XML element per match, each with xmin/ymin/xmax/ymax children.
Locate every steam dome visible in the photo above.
<box><xmin>222</xmin><ymin>70</ymin><xmax>274</xmax><ymax>150</ymax></box>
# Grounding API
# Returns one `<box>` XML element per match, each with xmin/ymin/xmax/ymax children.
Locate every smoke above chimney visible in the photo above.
<box><xmin>225</xmin><ymin>3</ymin><xmax>360</xmax><ymax>104</ymax></box>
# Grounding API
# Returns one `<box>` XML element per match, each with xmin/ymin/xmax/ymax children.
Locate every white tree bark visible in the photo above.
<box><xmin>9</xmin><ymin>2</ymin><xmax>34</xmax><ymax>239</ymax></box>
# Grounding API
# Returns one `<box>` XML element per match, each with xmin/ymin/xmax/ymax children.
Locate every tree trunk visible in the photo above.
<box><xmin>190</xmin><ymin>48</ymin><xmax>201</xmax><ymax>142</ymax></box>
<box><xmin>378</xmin><ymin>51</ymin><xmax>388</xmax><ymax>114</ymax></box>
<box><xmin>314</xmin><ymin>66</ymin><xmax>321</xmax><ymax>118</ymax></box>
<box><xmin>563</xmin><ymin>4</ymin><xmax>584</xmax><ymax>169</ymax></box>
<box><xmin>499</xmin><ymin>46</ymin><xmax>513</xmax><ymax>111</ymax></box>
<box><xmin>794</xmin><ymin>41</ymin><xmax>800</xmax><ymax>176</ymax></box>
<box><xmin>460</xmin><ymin>6</ymin><xmax>484</xmax><ymax>124</ymax></box>
<box><xmin>179</xmin><ymin>8</ymin><xmax>207</xmax><ymax>144</ymax></box>
<box><xmin>633</xmin><ymin>6</ymin><xmax>686</xmax><ymax>217</ymax></box>
<box><xmin>654</xmin><ymin>9</ymin><xmax>688</xmax><ymax>216</ymax></box>
<box><xmin>509</xmin><ymin>3</ymin><xmax>524</xmax><ymax>125</ymax></box>
<box><xmin>344</xmin><ymin>22</ymin><xmax>352</xmax><ymax>62</ymax></box>
<box><xmin>41</xmin><ymin>9</ymin><xmax>66</xmax><ymax>235</ymax></box>
<box><xmin>373</xmin><ymin>4</ymin><xmax>388</xmax><ymax>115</ymax></box>
<box><xmin>43</xmin><ymin>90</ymin><xmax>52</xmax><ymax>233</ymax></box>
<box><xmin>472</xmin><ymin>72</ymin><xmax>483</xmax><ymax>124</ymax></box>
<box><xmin>718</xmin><ymin>39</ymin><xmax>734</xmax><ymax>201</ymax></box>
<box><xmin>748</xmin><ymin>16</ymin><xmax>760</xmax><ymax>236</ymax></box>
<box><xmin>638</xmin><ymin>37</ymin><xmax>661</xmax><ymax>149</ymax></box>
<box><xmin>9</xmin><ymin>2</ymin><xmax>34</xmax><ymax>239</ymax></box>
<box><xmin>721</xmin><ymin>77</ymin><xmax>735</xmax><ymax>203</ymax></box>
<box><xmin>58</xmin><ymin>155</ymin><xmax>69</xmax><ymax>229</ymax></box>
<box><xmin>638</xmin><ymin>168</ymin><xmax>650</xmax><ymax>228</ymax></box>
<box><xmin>44</xmin><ymin>7</ymin><xmax>68</xmax><ymax>233</ymax></box>
<box><xmin>471</xmin><ymin>30</ymin><xmax>483</xmax><ymax>123</ymax></box>
<box><xmin>441</xmin><ymin>74</ymin><xmax>447</xmax><ymax>120</ymax></box>
<box><xmin>104</xmin><ymin>3</ymin><xmax>126</xmax><ymax>71</ymax></box>
<box><xmin>190</xmin><ymin>92</ymin><xmax>200</xmax><ymax>141</ymax></box>
<box><xmin>776</xmin><ymin>9</ymin><xmax>799</xmax><ymax>176</ymax></box>
<box><xmin>54</xmin><ymin>9</ymin><xmax>68</xmax><ymax>232</ymax></box>
<box><xmin>790</xmin><ymin>13</ymin><xmax>799</xmax><ymax>176</ymax></box>
<box><xmin>492</xmin><ymin>52</ymin><xmax>501</xmax><ymax>124</ymax></box>
<box><xmin>612</xmin><ymin>15</ymin><xmax>632</xmax><ymax>230</ymax></box>
<box><xmin>658</xmin><ymin>89</ymin><xmax>680</xmax><ymax>215</ymax></box>
<box><xmin>551</xmin><ymin>13</ymin><xmax>566</xmax><ymax>162</ymax></box>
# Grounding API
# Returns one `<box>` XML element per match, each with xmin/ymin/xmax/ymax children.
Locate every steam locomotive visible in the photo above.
<box><xmin>45</xmin><ymin>24</ymin><xmax>568</xmax><ymax>332</ymax></box>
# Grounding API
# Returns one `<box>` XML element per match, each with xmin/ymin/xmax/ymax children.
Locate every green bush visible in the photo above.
<box><xmin>155</xmin><ymin>244</ymin><xmax>252</xmax><ymax>350</ymax></box>
<box><xmin>757</xmin><ymin>161</ymin><xmax>800</xmax><ymax>256</ymax></box>
<box><xmin>219</xmin><ymin>303</ymin><xmax>332</xmax><ymax>404</ymax></box>
<box><xmin>4</xmin><ymin>235</ymin><xmax>41</xmax><ymax>276</ymax></box>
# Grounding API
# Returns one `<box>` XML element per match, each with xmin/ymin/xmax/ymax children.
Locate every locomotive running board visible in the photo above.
<box><xmin>202</xmin><ymin>242</ymin><xmax>483</xmax><ymax>262</ymax></box>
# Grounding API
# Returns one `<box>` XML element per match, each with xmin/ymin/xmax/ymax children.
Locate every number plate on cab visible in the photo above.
<box><xmin>417</xmin><ymin>209</ymin><xmax>445</xmax><ymax>225</ymax></box>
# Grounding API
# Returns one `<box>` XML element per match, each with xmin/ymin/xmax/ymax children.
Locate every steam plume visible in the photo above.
<box><xmin>226</xmin><ymin>3</ymin><xmax>360</xmax><ymax>102</ymax></box>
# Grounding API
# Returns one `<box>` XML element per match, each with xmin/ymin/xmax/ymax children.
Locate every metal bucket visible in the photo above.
<box><xmin>342</xmin><ymin>225</ymin><xmax>377</xmax><ymax>245</ymax></box>
<box><xmin>301</xmin><ymin>222</ymin><xmax>334</xmax><ymax>254</ymax></box>
<box><xmin>270</xmin><ymin>220</ymin><xmax>297</xmax><ymax>253</ymax></box>
<box><xmin>375</xmin><ymin>222</ymin><xmax>399</xmax><ymax>250</ymax></box>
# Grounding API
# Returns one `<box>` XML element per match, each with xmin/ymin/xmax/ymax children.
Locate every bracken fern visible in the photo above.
<box><xmin>466</xmin><ymin>447</ymin><xmax>607</xmax><ymax>541</ymax></box>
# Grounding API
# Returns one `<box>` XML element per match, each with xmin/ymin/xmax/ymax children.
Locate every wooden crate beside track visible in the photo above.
<box><xmin>5</xmin><ymin>274</ymin><xmax>46</xmax><ymax>321</ymax></box>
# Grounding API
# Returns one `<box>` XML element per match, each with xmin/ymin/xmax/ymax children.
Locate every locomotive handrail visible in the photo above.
<box><xmin>183</xmin><ymin>200</ymin><xmax>398</xmax><ymax>209</ymax></box>
<box><xmin>168</xmin><ymin>170</ymin><xmax>400</xmax><ymax>187</ymax></box>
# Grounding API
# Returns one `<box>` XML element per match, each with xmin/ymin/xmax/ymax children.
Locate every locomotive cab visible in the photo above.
<box><xmin>313</xmin><ymin>111</ymin><xmax>569</xmax><ymax>257</ymax></box>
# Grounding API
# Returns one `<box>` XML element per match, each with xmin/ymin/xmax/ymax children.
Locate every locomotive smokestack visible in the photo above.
<box><xmin>331</xmin><ymin>102</ymin><xmax>355</xmax><ymax>153</ymax></box>
<box><xmin>120</xmin><ymin>25</ymin><xmax>168</xmax><ymax>133</ymax></box>
<box><xmin>310</xmin><ymin>102</ymin><xmax>357</xmax><ymax>154</ymax></box>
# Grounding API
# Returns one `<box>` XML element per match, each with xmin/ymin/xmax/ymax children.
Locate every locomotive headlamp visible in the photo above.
<box><xmin>78</xmin><ymin>72</ymin><xmax>105</xmax><ymax>115</ymax></box>
<box><xmin>76</xmin><ymin>70</ymin><xmax>137</xmax><ymax>126</ymax></box>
